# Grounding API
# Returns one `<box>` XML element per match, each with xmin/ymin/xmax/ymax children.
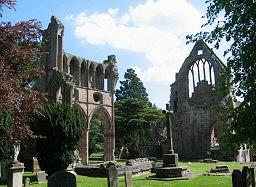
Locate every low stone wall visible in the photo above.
<box><xmin>75</xmin><ymin>158</ymin><xmax>153</xmax><ymax>177</ymax></box>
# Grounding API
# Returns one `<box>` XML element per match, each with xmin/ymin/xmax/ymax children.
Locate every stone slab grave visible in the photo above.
<box><xmin>48</xmin><ymin>171</ymin><xmax>76</xmax><ymax>187</ymax></box>
<box><xmin>124</xmin><ymin>170</ymin><xmax>133</xmax><ymax>187</ymax></box>
<box><xmin>107</xmin><ymin>165</ymin><xmax>119</xmax><ymax>187</ymax></box>
<box><xmin>204</xmin><ymin>165</ymin><xmax>231</xmax><ymax>176</ymax></box>
<box><xmin>36</xmin><ymin>171</ymin><xmax>46</xmax><ymax>184</ymax></box>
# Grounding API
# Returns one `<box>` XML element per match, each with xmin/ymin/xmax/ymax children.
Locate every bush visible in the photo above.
<box><xmin>32</xmin><ymin>103</ymin><xmax>85</xmax><ymax>176</ymax></box>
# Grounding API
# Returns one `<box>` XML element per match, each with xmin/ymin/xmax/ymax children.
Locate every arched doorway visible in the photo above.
<box><xmin>78</xmin><ymin>106</ymin><xmax>115</xmax><ymax>164</ymax></box>
<box><xmin>89</xmin><ymin>106</ymin><xmax>114</xmax><ymax>162</ymax></box>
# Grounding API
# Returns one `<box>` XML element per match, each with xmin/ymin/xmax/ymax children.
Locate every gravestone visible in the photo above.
<box><xmin>33</xmin><ymin>157</ymin><xmax>40</xmax><ymax>173</ymax></box>
<box><xmin>107</xmin><ymin>165</ymin><xmax>119</xmax><ymax>187</ymax></box>
<box><xmin>232</xmin><ymin>169</ymin><xmax>243</xmax><ymax>187</ymax></box>
<box><xmin>24</xmin><ymin>178</ymin><xmax>30</xmax><ymax>187</ymax></box>
<box><xmin>124</xmin><ymin>170</ymin><xmax>133</xmax><ymax>187</ymax></box>
<box><xmin>36</xmin><ymin>171</ymin><xmax>46</xmax><ymax>184</ymax></box>
<box><xmin>250</xmin><ymin>167</ymin><xmax>256</xmax><ymax>187</ymax></box>
<box><xmin>48</xmin><ymin>171</ymin><xmax>76</xmax><ymax>187</ymax></box>
<box><xmin>242</xmin><ymin>166</ymin><xmax>253</xmax><ymax>187</ymax></box>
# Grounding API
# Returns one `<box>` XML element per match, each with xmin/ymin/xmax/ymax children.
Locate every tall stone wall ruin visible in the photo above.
<box><xmin>39</xmin><ymin>16</ymin><xmax>119</xmax><ymax>164</ymax></box>
<box><xmin>169</xmin><ymin>41</ymin><xmax>234</xmax><ymax>159</ymax></box>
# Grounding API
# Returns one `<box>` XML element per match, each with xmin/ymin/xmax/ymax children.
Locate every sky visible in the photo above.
<box><xmin>1</xmin><ymin>0</ymin><xmax>228</xmax><ymax>109</ymax></box>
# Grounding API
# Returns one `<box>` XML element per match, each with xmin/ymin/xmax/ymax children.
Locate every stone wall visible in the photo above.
<box><xmin>169</xmin><ymin>41</ymin><xmax>233</xmax><ymax>159</ymax></box>
<box><xmin>39</xmin><ymin>16</ymin><xmax>119</xmax><ymax>164</ymax></box>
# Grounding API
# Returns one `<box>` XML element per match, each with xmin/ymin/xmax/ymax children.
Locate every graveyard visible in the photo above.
<box><xmin>1</xmin><ymin>0</ymin><xmax>256</xmax><ymax>187</ymax></box>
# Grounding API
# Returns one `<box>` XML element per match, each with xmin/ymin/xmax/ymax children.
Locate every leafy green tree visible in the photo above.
<box><xmin>116</xmin><ymin>68</ymin><xmax>149</xmax><ymax>101</ymax></box>
<box><xmin>89</xmin><ymin>119</ymin><xmax>104</xmax><ymax>155</ymax></box>
<box><xmin>115</xmin><ymin>68</ymin><xmax>164</xmax><ymax>157</ymax></box>
<box><xmin>115</xmin><ymin>99</ymin><xmax>164</xmax><ymax>157</ymax></box>
<box><xmin>31</xmin><ymin>103</ymin><xmax>85</xmax><ymax>176</ymax></box>
<box><xmin>187</xmin><ymin>1</ymin><xmax>256</xmax><ymax>146</ymax></box>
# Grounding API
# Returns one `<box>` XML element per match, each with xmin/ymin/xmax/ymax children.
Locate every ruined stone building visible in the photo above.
<box><xmin>169</xmin><ymin>41</ymin><xmax>233</xmax><ymax>159</ymax></box>
<box><xmin>39</xmin><ymin>16</ymin><xmax>118</xmax><ymax>164</ymax></box>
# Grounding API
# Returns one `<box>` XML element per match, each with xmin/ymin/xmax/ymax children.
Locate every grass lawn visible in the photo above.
<box><xmin>0</xmin><ymin>161</ymin><xmax>248</xmax><ymax>187</ymax></box>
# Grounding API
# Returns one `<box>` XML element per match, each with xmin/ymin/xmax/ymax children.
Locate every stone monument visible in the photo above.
<box><xmin>151</xmin><ymin>104</ymin><xmax>188</xmax><ymax>179</ymax></box>
<box><xmin>8</xmin><ymin>163</ymin><xmax>25</xmax><ymax>187</ymax></box>
<box><xmin>8</xmin><ymin>144</ymin><xmax>25</xmax><ymax>187</ymax></box>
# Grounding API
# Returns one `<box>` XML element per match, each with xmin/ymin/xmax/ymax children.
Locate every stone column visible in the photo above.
<box><xmin>8</xmin><ymin>163</ymin><xmax>24</xmax><ymax>187</ymax></box>
<box><xmin>78</xmin><ymin>129</ymin><xmax>89</xmax><ymax>165</ymax></box>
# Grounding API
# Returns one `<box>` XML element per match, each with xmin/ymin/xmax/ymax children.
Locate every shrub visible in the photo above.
<box><xmin>32</xmin><ymin>103</ymin><xmax>85</xmax><ymax>176</ymax></box>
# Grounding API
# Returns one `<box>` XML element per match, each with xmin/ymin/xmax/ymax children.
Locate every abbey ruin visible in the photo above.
<box><xmin>169</xmin><ymin>41</ymin><xmax>234</xmax><ymax>159</ymax></box>
<box><xmin>39</xmin><ymin>16</ymin><xmax>119</xmax><ymax>164</ymax></box>
<box><xmin>39</xmin><ymin>16</ymin><xmax>235</xmax><ymax>162</ymax></box>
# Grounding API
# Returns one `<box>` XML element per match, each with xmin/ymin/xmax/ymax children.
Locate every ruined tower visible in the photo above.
<box><xmin>169</xmin><ymin>41</ymin><xmax>232</xmax><ymax>159</ymax></box>
<box><xmin>42</xmin><ymin>16</ymin><xmax>119</xmax><ymax>164</ymax></box>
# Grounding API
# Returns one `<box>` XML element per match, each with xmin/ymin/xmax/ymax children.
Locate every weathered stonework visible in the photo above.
<box><xmin>40</xmin><ymin>16</ymin><xmax>118</xmax><ymax>164</ymax></box>
<box><xmin>169</xmin><ymin>41</ymin><xmax>233</xmax><ymax>159</ymax></box>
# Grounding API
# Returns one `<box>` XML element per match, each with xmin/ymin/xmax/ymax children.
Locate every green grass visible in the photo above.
<box><xmin>0</xmin><ymin>161</ymin><xmax>249</xmax><ymax>187</ymax></box>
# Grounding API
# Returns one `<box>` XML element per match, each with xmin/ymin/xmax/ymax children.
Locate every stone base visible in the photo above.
<box><xmin>8</xmin><ymin>163</ymin><xmax>24</xmax><ymax>187</ymax></box>
<box><xmin>148</xmin><ymin>171</ymin><xmax>196</xmax><ymax>181</ymax></box>
<box><xmin>155</xmin><ymin>166</ymin><xmax>188</xmax><ymax>178</ymax></box>
<box><xmin>162</xmin><ymin>154</ymin><xmax>178</xmax><ymax>167</ymax></box>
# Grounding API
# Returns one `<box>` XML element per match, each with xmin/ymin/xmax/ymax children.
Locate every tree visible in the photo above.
<box><xmin>89</xmin><ymin>119</ymin><xmax>104</xmax><ymax>155</ymax></box>
<box><xmin>0</xmin><ymin>0</ymin><xmax>45</xmax><ymax>154</ymax></box>
<box><xmin>31</xmin><ymin>103</ymin><xmax>85</xmax><ymax>176</ymax></box>
<box><xmin>187</xmin><ymin>1</ymin><xmax>256</xmax><ymax>145</ymax></box>
<box><xmin>115</xmin><ymin>99</ymin><xmax>164</xmax><ymax>157</ymax></box>
<box><xmin>116</xmin><ymin>68</ymin><xmax>149</xmax><ymax>101</ymax></box>
<box><xmin>115</xmin><ymin>68</ymin><xmax>164</xmax><ymax>157</ymax></box>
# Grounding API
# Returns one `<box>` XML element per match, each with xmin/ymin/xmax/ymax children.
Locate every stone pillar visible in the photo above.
<box><xmin>8</xmin><ymin>163</ymin><xmax>25</xmax><ymax>187</ymax></box>
<box><xmin>104</xmin><ymin>129</ymin><xmax>115</xmax><ymax>161</ymax></box>
<box><xmin>78</xmin><ymin>129</ymin><xmax>89</xmax><ymax>165</ymax></box>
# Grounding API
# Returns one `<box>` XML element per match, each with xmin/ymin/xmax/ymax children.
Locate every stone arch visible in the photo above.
<box><xmin>104</xmin><ymin>64</ymin><xmax>112</xmax><ymax>92</ymax></box>
<box><xmin>81</xmin><ymin>60</ymin><xmax>88</xmax><ymax>87</ymax></box>
<box><xmin>95</xmin><ymin>64</ymin><xmax>104</xmax><ymax>90</ymax></box>
<box><xmin>63</xmin><ymin>54</ymin><xmax>68</xmax><ymax>74</ymax></box>
<box><xmin>46</xmin><ymin>72</ymin><xmax>62</xmax><ymax>102</ymax></box>
<box><xmin>69</xmin><ymin>57</ymin><xmax>80</xmax><ymax>85</ymax></box>
<box><xmin>88</xmin><ymin>106</ymin><xmax>114</xmax><ymax>161</ymax></box>
<box><xmin>89</xmin><ymin>62</ymin><xmax>95</xmax><ymax>88</ymax></box>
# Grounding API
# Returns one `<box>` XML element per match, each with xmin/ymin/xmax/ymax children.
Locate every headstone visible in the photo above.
<box><xmin>242</xmin><ymin>166</ymin><xmax>253</xmax><ymax>187</ymax></box>
<box><xmin>249</xmin><ymin>167</ymin><xmax>255</xmax><ymax>187</ymax></box>
<box><xmin>7</xmin><ymin>163</ymin><xmax>25</xmax><ymax>187</ymax></box>
<box><xmin>48</xmin><ymin>171</ymin><xmax>76</xmax><ymax>187</ymax></box>
<box><xmin>33</xmin><ymin>157</ymin><xmax>40</xmax><ymax>173</ymax></box>
<box><xmin>124</xmin><ymin>170</ymin><xmax>133</xmax><ymax>187</ymax></box>
<box><xmin>36</xmin><ymin>171</ymin><xmax>47</xmax><ymax>184</ymax></box>
<box><xmin>232</xmin><ymin>169</ymin><xmax>243</xmax><ymax>187</ymax></box>
<box><xmin>107</xmin><ymin>165</ymin><xmax>119</xmax><ymax>187</ymax></box>
<box><xmin>24</xmin><ymin>177</ymin><xmax>30</xmax><ymax>187</ymax></box>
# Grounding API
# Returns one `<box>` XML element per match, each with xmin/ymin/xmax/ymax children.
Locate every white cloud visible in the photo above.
<box><xmin>66</xmin><ymin>0</ymin><xmax>203</xmax><ymax>83</ymax></box>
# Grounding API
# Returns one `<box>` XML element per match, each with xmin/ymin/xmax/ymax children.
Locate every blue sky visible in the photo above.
<box><xmin>1</xmin><ymin>0</ymin><xmax>227</xmax><ymax>108</ymax></box>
